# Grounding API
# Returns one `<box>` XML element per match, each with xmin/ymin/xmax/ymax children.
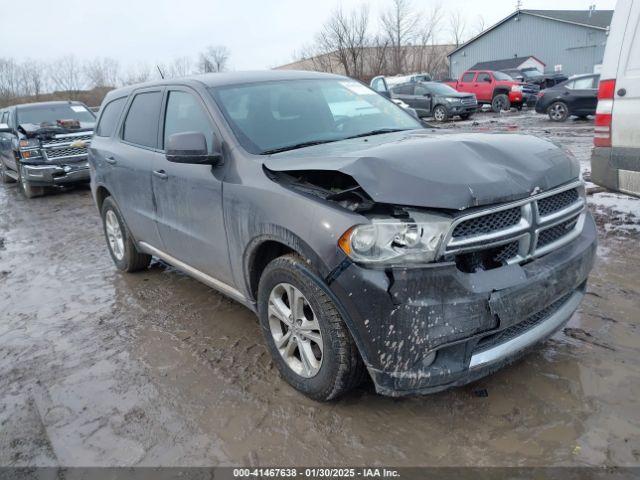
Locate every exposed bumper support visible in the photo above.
<box><xmin>469</xmin><ymin>289</ymin><xmax>583</xmax><ymax>369</ymax></box>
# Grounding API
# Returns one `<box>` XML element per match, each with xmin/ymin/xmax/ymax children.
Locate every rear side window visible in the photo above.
<box><xmin>163</xmin><ymin>91</ymin><xmax>214</xmax><ymax>151</ymax></box>
<box><xmin>569</xmin><ymin>76</ymin><xmax>597</xmax><ymax>89</ymax></box>
<box><xmin>122</xmin><ymin>91</ymin><xmax>162</xmax><ymax>148</ymax></box>
<box><xmin>96</xmin><ymin>97</ymin><xmax>126</xmax><ymax>137</ymax></box>
<box><xmin>461</xmin><ymin>72</ymin><xmax>475</xmax><ymax>82</ymax></box>
<box><xmin>392</xmin><ymin>84</ymin><xmax>414</xmax><ymax>95</ymax></box>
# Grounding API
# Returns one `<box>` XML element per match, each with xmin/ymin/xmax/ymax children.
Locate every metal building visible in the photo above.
<box><xmin>448</xmin><ymin>9</ymin><xmax>613</xmax><ymax>78</ymax></box>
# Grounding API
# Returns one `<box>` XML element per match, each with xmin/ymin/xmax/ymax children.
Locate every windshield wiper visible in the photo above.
<box><xmin>342</xmin><ymin>128</ymin><xmax>410</xmax><ymax>140</ymax></box>
<box><xmin>261</xmin><ymin>139</ymin><xmax>339</xmax><ymax>155</ymax></box>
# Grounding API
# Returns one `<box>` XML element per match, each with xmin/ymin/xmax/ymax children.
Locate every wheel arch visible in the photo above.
<box><xmin>95</xmin><ymin>185</ymin><xmax>112</xmax><ymax>211</ymax></box>
<box><xmin>492</xmin><ymin>87</ymin><xmax>510</xmax><ymax>98</ymax></box>
<box><xmin>243</xmin><ymin>227</ymin><xmax>329</xmax><ymax>303</ymax></box>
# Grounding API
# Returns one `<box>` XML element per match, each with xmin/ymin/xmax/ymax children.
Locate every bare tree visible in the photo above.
<box><xmin>199</xmin><ymin>45</ymin><xmax>230</xmax><ymax>73</ymax></box>
<box><xmin>316</xmin><ymin>5</ymin><xmax>370</xmax><ymax>79</ymax></box>
<box><xmin>448</xmin><ymin>10</ymin><xmax>467</xmax><ymax>47</ymax></box>
<box><xmin>471</xmin><ymin>15</ymin><xmax>486</xmax><ymax>37</ymax></box>
<box><xmin>381</xmin><ymin>0</ymin><xmax>421</xmax><ymax>74</ymax></box>
<box><xmin>120</xmin><ymin>63</ymin><xmax>152</xmax><ymax>86</ymax></box>
<box><xmin>411</xmin><ymin>5</ymin><xmax>444</xmax><ymax>73</ymax></box>
<box><xmin>166</xmin><ymin>56</ymin><xmax>193</xmax><ymax>78</ymax></box>
<box><xmin>85</xmin><ymin>57</ymin><xmax>120</xmax><ymax>88</ymax></box>
<box><xmin>49</xmin><ymin>55</ymin><xmax>84</xmax><ymax>96</ymax></box>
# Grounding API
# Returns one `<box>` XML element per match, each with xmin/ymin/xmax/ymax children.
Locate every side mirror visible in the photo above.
<box><xmin>0</xmin><ymin>123</ymin><xmax>12</xmax><ymax>133</ymax></box>
<box><xmin>166</xmin><ymin>132</ymin><xmax>221</xmax><ymax>165</ymax></box>
<box><xmin>423</xmin><ymin>93</ymin><xmax>431</xmax><ymax>97</ymax></box>
<box><xmin>379</xmin><ymin>91</ymin><xmax>391</xmax><ymax>99</ymax></box>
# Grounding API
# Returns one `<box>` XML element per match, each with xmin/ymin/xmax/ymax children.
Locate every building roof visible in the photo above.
<box><xmin>522</xmin><ymin>9</ymin><xmax>614</xmax><ymax>29</ymax></box>
<box><xmin>470</xmin><ymin>56</ymin><xmax>545</xmax><ymax>71</ymax></box>
<box><xmin>448</xmin><ymin>9</ymin><xmax>614</xmax><ymax>57</ymax></box>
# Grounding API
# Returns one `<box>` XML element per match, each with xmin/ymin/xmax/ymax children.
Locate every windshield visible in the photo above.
<box><xmin>17</xmin><ymin>104</ymin><xmax>95</xmax><ymax>125</ymax></box>
<box><xmin>493</xmin><ymin>71</ymin><xmax>514</xmax><ymax>81</ymax></box>
<box><xmin>521</xmin><ymin>69</ymin><xmax>541</xmax><ymax>78</ymax></box>
<box><xmin>209</xmin><ymin>79</ymin><xmax>421</xmax><ymax>155</ymax></box>
<box><xmin>423</xmin><ymin>83</ymin><xmax>458</xmax><ymax>95</ymax></box>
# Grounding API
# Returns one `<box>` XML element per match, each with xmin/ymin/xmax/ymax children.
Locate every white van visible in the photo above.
<box><xmin>591</xmin><ymin>0</ymin><xmax>640</xmax><ymax>196</ymax></box>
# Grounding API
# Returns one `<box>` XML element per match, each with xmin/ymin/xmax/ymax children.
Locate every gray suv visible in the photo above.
<box><xmin>90</xmin><ymin>71</ymin><xmax>596</xmax><ymax>400</ymax></box>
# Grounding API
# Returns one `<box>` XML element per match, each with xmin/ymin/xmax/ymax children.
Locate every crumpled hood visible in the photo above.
<box><xmin>19</xmin><ymin>122</ymin><xmax>95</xmax><ymax>138</ymax></box>
<box><xmin>264</xmin><ymin>130</ymin><xmax>579</xmax><ymax>210</ymax></box>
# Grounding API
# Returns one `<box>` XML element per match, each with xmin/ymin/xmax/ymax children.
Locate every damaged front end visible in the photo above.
<box><xmin>267</xmin><ymin>164</ymin><xmax>596</xmax><ymax>396</ymax></box>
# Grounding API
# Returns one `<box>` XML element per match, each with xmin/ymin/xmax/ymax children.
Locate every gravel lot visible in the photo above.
<box><xmin>0</xmin><ymin>109</ymin><xmax>639</xmax><ymax>467</ymax></box>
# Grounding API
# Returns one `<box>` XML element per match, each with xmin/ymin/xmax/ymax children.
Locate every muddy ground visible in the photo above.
<box><xmin>0</xmin><ymin>110</ymin><xmax>639</xmax><ymax>467</ymax></box>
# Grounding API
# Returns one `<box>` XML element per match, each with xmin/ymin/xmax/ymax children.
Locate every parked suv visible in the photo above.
<box><xmin>389</xmin><ymin>81</ymin><xmax>477</xmax><ymax>121</ymax></box>
<box><xmin>445</xmin><ymin>70</ymin><xmax>533</xmax><ymax>111</ymax></box>
<box><xmin>90</xmin><ymin>71</ymin><xmax>596</xmax><ymax>400</ymax></box>
<box><xmin>0</xmin><ymin>101</ymin><xmax>95</xmax><ymax>197</ymax></box>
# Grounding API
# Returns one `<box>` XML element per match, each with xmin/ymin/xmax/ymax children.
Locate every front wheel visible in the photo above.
<box><xmin>548</xmin><ymin>101</ymin><xmax>569</xmax><ymax>122</ymax></box>
<box><xmin>432</xmin><ymin>105</ymin><xmax>449</xmax><ymax>122</ymax></box>
<box><xmin>18</xmin><ymin>165</ymin><xmax>45</xmax><ymax>198</ymax></box>
<box><xmin>491</xmin><ymin>94</ymin><xmax>511</xmax><ymax>112</ymax></box>
<box><xmin>101</xmin><ymin>196</ymin><xmax>151</xmax><ymax>272</ymax></box>
<box><xmin>258</xmin><ymin>254</ymin><xmax>366</xmax><ymax>401</ymax></box>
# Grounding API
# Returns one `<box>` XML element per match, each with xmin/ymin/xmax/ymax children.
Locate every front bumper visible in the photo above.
<box><xmin>329</xmin><ymin>212</ymin><xmax>597</xmax><ymax>396</ymax></box>
<box><xmin>22</xmin><ymin>160</ymin><xmax>90</xmax><ymax>186</ymax></box>
<box><xmin>449</xmin><ymin>104</ymin><xmax>478</xmax><ymax>115</ymax></box>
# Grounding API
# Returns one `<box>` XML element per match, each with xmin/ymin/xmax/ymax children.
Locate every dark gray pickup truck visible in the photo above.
<box><xmin>89</xmin><ymin>70</ymin><xmax>596</xmax><ymax>401</ymax></box>
<box><xmin>0</xmin><ymin>101</ymin><xmax>95</xmax><ymax>197</ymax></box>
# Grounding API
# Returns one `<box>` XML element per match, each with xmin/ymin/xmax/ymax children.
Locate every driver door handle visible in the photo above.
<box><xmin>105</xmin><ymin>155</ymin><xmax>117</xmax><ymax>165</ymax></box>
<box><xmin>153</xmin><ymin>169</ymin><xmax>168</xmax><ymax>180</ymax></box>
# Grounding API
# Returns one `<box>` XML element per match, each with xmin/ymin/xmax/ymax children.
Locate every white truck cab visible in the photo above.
<box><xmin>591</xmin><ymin>0</ymin><xmax>640</xmax><ymax>196</ymax></box>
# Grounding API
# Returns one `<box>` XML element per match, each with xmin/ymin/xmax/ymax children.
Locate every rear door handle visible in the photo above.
<box><xmin>153</xmin><ymin>169</ymin><xmax>168</xmax><ymax>180</ymax></box>
<box><xmin>105</xmin><ymin>155</ymin><xmax>117</xmax><ymax>165</ymax></box>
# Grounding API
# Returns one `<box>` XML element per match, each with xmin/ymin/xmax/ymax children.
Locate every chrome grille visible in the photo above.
<box><xmin>538</xmin><ymin>188</ymin><xmax>579</xmax><ymax>217</ymax></box>
<box><xmin>443</xmin><ymin>182</ymin><xmax>585</xmax><ymax>265</ymax></box>
<box><xmin>45</xmin><ymin>146</ymin><xmax>87</xmax><ymax>159</ymax></box>
<box><xmin>42</xmin><ymin>131</ymin><xmax>92</xmax><ymax>161</ymax></box>
<box><xmin>461</xmin><ymin>97</ymin><xmax>477</xmax><ymax>105</ymax></box>
<box><xmin>452</xmin><ymin>207</ymin><xmax>521</xmax><ymax>238</ymax></box>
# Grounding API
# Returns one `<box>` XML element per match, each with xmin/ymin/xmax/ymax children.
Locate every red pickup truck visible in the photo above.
<box><xmin>445</xmin><ymin>70</ymin><xmax>525</xmax><ymax>112</ymax></box>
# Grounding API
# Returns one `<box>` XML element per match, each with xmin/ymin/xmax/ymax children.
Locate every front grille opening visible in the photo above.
<box><xmin>452</xmin><ymin>206</ymin><xmax>521</xmax><ymax>238</ymax></box>
<box><xmin>537</xmin><ymin>217</ymin><xmax>578</xmax><ymax>249</ymax></box>
<box><xmin>473</xmin><ymin>291</ymin><xmax>574</xmax><ymax>354</ymax></box>
<box><xmin>537</xmin><ymin>188</ymin><xmax>579</xmax><ymax>217</ymax></box>
<box><xmin>46</xmin><ymin>146</ymin><xmax>87</xmax><ymax>158</ymax></box>
<box><xmin>455</xmin><ymin>241</ymin><xmax>519</xmax><ymax>273</ymax></box>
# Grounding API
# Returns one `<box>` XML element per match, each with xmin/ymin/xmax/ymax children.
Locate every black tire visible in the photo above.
<box><xmin>0</xmin><ymin>161</ymin><xmax>16</xmax><ymax>184</ymax></box>
<box><xmin>460</xmin><ymin>113</ymin><xmax>472</xmax><ymax>120</ymax></box>
<box><xmin>432</xmin><ymin>105</ymin><xmax>449</xmax><ymax>122</ymax></box>
<box><xmin>547</xmin><ymin>101</ymin><xmax>569</xmax><ymax>122</ymax></box>
<box><xmin>100</xmin><ymin>196</ymin><xmax>151</xmax><ymax>272</ymax></box>
<box><xmin>491</xmin><ymin>93</ymin><xmax>511</xmax><ymax>112</ymax></box>
<box><xmin>17</xmin><ymin>164</ymin><xmax>45</xmax><ymax>198</ymax></box>
<box><xmin>258</xmin><ymin>254</ymin><xmax>366</xmax><ymax>401</ymax></box>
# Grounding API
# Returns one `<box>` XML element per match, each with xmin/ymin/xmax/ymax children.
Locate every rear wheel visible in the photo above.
<box><xmin>432</xmin><ymin>105</ymin><xmax>449</xmax><ymax>122</ymax></box>
<box><xmin>18</xmin><ymin>165</ymin><xmax>45</xmax><ymax>198</ymax></box>
<box><xmin>548</xmin><ymin>101</ymin><xmax>569</xmax><ymax>122</ymax></box>
<box><xmin>100</xmin><ymin>196</ymin><xmax>151</xmax><ymax>272</ymax></box>
<box><xmin>258</xmin><ymin>254</ymin><xmax>366</xmax><ymax>401</ymax></box>
<box><xmin>491</xmin><ymin>94</ymin><xmax>511</xmax><ymax>112</ymax></box>
<box><xmin>0</xmin><ymin>161</ymin><xmax>15</xmax><ymax>184</ymax></box>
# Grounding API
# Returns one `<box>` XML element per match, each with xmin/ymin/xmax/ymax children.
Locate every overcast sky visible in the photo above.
<box><xmin>0</xmin><ymin>0</ymin><xmax>617</xmax><ymax>71</ymax></box>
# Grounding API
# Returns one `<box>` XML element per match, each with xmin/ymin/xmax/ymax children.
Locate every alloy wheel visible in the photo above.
<box><xmin>434</xmin><ymin>107</ymin><xmax>446</xmax><ymax>122</ymax></box>
<box><xmin>105</xmin><ymin>210</ymin><xmax>125</xmax><ymax>260</ymax></box>
<box><xmin>549</xmin><ymin>103</ymin><xmax>567</xmax><ymax>121</ymax></box>
<box><xmin>267</xmin><ymin>282</ymin><xmax>323</xmax><ymax>378</ymax></box>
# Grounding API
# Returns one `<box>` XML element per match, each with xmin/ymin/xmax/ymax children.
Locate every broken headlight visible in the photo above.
<box><xmin>338</xmin><ymin>213</ymin><xmax>452</xmax><ymax>264</ymax></box>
